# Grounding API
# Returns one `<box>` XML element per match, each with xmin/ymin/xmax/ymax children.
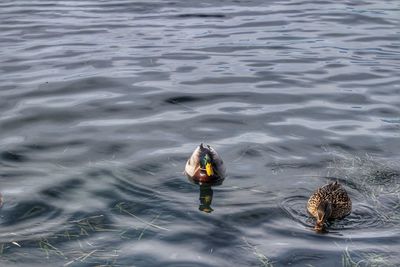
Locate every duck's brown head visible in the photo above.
<box><xmin>315</xmin><ymin>200</ymin><xmax>332</xmax><ymax>232</ymax></box>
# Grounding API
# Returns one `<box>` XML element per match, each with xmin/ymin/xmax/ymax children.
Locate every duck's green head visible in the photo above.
<box><xmin>200</xmin><ymin>154</ymin><xmax>214</xmax><ymax>176</ymax></box>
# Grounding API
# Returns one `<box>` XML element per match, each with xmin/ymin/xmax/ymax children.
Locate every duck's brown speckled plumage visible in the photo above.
<box><xmin>307</xmin><ymin>181</ymin><xmax>351</xmax><ymax>229</ymax></box>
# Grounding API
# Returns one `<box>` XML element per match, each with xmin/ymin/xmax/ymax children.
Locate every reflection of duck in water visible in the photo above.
<box><xmin>307</xmin><ymin>181</ymin><xmax>352</xmax><ymax>232</ymax></box>
<box><xmin>199</xmin><ymin>185</ymin><xmax>214</xmax><ymax>213</ymax></box>
<box><xmin>185</xmin><ymin>144</ymin><xmax>226</xmax><ymax>213</ymax></box>
<box><xmin>185</xmin><ymin>143</ymin><xmax>226</xmax><ymax>185</ymax></box>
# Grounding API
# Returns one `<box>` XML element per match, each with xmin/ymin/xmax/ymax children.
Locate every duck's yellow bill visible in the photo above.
<box><xmin>206</xmin><ymin>163</ymin><xmax>214</xmax><ymax>176</ymax></box>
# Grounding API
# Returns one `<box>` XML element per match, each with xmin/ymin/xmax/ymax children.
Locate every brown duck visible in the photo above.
<box><xmin>307</xmin><ymin>181</ymin><xmax>352</xmax><ymax>232</ymax></box>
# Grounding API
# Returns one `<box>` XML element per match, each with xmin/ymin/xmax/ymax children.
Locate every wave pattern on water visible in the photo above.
<box><xmin>1</xmin><ymin>0</ymin><xmax>400</xmax><ymax>266</ymax></box>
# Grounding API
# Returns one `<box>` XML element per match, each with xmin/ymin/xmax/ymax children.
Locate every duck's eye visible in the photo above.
<box><xmin>201</xmin><ymin>154</ymin><xmax>211</xmax><ymax>167</ymax></box>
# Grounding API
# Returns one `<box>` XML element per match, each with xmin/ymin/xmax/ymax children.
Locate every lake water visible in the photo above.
<box><xmin>0</xmin><ymin>0</ymin><xmax>399</xmax><ymax>266</ymax></box>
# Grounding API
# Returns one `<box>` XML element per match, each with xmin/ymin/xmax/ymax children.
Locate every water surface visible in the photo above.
<box><xmin>1</xmin><ymin>0</ymin><xmax>400</xmax><ymax>266</ymax></box>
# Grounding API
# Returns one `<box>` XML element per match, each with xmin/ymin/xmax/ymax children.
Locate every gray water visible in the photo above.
<box><xmin>1</xmin><ymin>0</ymin><xmax>400</xmax><ymax>266</ymax></box>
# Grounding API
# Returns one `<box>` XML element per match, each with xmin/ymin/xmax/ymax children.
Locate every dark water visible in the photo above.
<box><xmin>1</xmin><ymin>0</ymin><xmax>400</xmax><ymax>266</ymax></box>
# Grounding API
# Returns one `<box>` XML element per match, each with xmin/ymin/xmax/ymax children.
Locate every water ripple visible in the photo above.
<box><xmin>1</xmin><ymin>0</ymin><xmax>399</xmax><ymax>266</ymax></box>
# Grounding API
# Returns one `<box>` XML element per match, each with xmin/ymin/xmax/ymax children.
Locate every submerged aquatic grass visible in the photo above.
<box><xmin>341</xmin><ymin>247</ymin><xmax>392</xmax><ymax>267</ymax></box>
<box><xmin>0</xmin><ymin>203</ymin><xmax>169</xmax><ymax>266</ymax></box>
<box><xmin>324</xmin><ymin>148</ymin><xmax>400</xmax><ymax>226</ymax></box>
<box><xmin>242</xmin><ymin>238</ymin><xmax>274</xmax><ymax>267</ymax></box>
<box><xmin>114</xmin><ymin>202</ymin><xmax>169</xmax><ymax>231</ymax></box>
<box><xmin>39</xmin><ymin>238</ymin><xmax>66</xmax><ymax>259</ymax></box>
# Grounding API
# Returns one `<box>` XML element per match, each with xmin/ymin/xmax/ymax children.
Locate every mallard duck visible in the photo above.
<box><xmin>185</xmin><ymin>143</ymin><xmax>226</xmax><ymax>185</ymax></box>
<box><xmin>307</xmin><ymin>181</ymin><xmax>352</xmax><ymax>232</ymax></box>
